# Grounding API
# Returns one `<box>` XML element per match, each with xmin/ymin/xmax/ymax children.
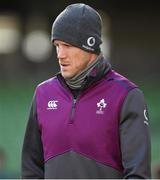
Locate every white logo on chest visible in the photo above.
<box><xmin>96</xmin><ymin>99</ymin><xmax>107</xmax><ymax>114</ymax></box>
<box><xmin>47</xmin><ymin>100</ymin><xmax>58</xmax><ymax>110</ymax></box>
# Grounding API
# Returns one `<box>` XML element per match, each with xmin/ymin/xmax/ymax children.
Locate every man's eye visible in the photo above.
<box><xmin>54</xmin><ymin>44</ymin><xmax>59</xmax><ymax>47</ymax></box>
<box><xmin>64</xmin><ymin>44</ymin><xmax>70</xmax><ymax>47</ymax></box>
<box><xmin>64</xmin><ymin>44</ymin><xmax>72</xmax><ymax>48</ymax></box>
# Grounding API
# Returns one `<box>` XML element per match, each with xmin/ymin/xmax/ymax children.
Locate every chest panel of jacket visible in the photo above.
<box><xmin>36</xmin><ymin>71</ymin><xmax>137</xmax><ymax>172</ymax></box>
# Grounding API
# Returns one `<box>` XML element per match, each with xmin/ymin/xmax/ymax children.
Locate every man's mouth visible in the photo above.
<box><xmin>60</xmin><ymin>64</ymin><xmax>70</xmax><ymax>70</ymax></box>
<box><xmin>61</xmin><ymin>64</ymin><xmax>68</xmax><ymax>66</ymax></box>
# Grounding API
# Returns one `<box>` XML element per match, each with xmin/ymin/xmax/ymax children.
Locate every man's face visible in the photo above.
<box><xmin>54</xmin><ymin>40</ymin><xmax>96</xmax><ymax>79</ymax></box>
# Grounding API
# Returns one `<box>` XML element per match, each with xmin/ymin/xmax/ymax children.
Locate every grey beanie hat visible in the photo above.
<box><xmin>51</xmin><ymin>3</ymin><xmax>102</xmax><ymax>54</ymax></box>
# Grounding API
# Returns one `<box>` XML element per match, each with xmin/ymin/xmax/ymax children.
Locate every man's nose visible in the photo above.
<box><xmin>57</xmin><ymin>47</ymin><xmax>66</xmax><ymax>59</ymax></box>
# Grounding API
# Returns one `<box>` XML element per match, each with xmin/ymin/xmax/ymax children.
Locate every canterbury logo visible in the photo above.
<box><xmin>47</xmin><ymin>100</ymin><xmax>58</xmax><ymax>110</ymax></box>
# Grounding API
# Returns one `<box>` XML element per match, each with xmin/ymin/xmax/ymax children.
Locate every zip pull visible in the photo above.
<box><xmin>70</xmin><ymin>98</ymin><xmax>77</xmax><ymax>123</ymax></box>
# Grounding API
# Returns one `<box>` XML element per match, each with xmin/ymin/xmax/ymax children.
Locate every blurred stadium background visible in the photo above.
<box><xmin>0</xmin><ymin>0</ymin><xmax>159</xmax><ymax>178</ymax></box>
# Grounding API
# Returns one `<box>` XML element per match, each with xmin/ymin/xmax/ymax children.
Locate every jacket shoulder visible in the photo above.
<box><xmin>105</xmin><ymin>70</ymin><xmax>138</xmax><ymax>91</ymax></box>
<box><xmin>36</xmin><ymin>76</ymin><xmax>58</xmax><ymax>93</ymax></box>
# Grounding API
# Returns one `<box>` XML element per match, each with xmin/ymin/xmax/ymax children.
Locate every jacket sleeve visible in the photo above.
<box><xmin>21</xmin><ymin>93</ymin><xmax>44</xmax><ymax>179</ymax></box>
<box><xmin>120</xmin><ymin>88</ymin><xmax>151</xmax><ymax>179</ymax></box>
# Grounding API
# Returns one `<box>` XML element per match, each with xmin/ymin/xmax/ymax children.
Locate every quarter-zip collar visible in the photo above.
<box><xmin>65</xmin><ymin>54</ymin><xmax>103</xmax><ymax>90</ymax></box>
<box><xmin>57</xmin><ymin>54</ymin><xmax>111</xmax><ymax>98</ymax></box>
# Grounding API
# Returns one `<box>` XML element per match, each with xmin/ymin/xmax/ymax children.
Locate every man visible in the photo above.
<box><xmin>21</xmin><ymin>3</ymin><xmax>151</xmax><ymax>179</ymax></box>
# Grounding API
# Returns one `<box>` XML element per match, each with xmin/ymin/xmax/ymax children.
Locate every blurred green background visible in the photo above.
<box><xmin>0</xmin><ymin>0</ymin><xmax>159</xmax><ymax>178</ymax></box>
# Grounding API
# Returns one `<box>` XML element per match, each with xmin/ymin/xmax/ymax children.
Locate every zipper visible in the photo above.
<box><xmin>69</xmin><ymin>98</ymin><xmax>77</xmax><ymax>123</ymax></box>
